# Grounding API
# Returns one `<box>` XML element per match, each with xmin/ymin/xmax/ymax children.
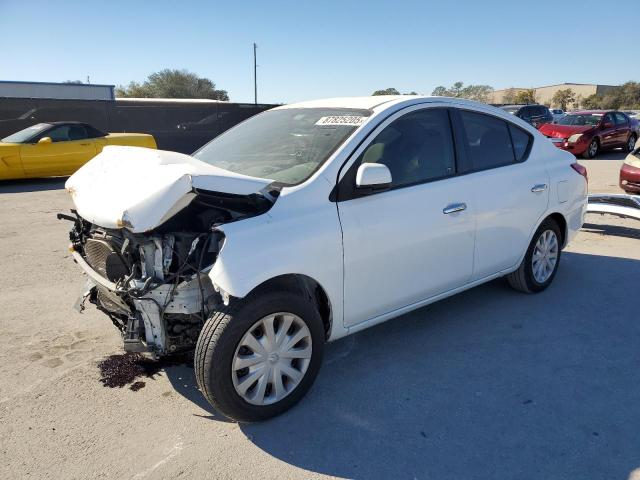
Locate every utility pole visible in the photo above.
<box><xmin>253</xmin><ymin>43</ymin><xmax>258</xmax><ymax>104</ymax></box>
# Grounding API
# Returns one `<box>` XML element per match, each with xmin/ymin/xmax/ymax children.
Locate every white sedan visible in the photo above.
<box><xmin>63</xmin><ymin>96</ymin><xmax>588</xmax><ymax>421</ymax></box>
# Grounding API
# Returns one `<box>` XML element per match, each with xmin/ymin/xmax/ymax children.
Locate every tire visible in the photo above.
<box><xmin>507</xmin><ymin>218</ymin><xmax>562</xmax><ymax>294</ymax></box>
<box><xmin>194</xmin><ymin>287</ymin><xmax>325</xmax><ymax>422</ymax></box>
<box><xmin>624</xmin><ymin>134</ymin><xmax>637</xmax><ymax>153</ymax></box>
<box><xmin>583</xmin><ymin>138</ymin><xmax>599</xmax><ymax>159</ymax></box>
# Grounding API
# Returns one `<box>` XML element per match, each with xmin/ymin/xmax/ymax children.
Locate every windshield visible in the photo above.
<box><xmin>501</xmin><ymin>106</ymin><xmax>520</xmax><ymax>114</ymax></box>
<box><xmin>193</xmin><ymin>108</ymin><xmax>370</xmax><ymax>185</ymax></box>
<box><xmin>1</xmin><ymin>123</ymin><xmax>50</xmax><ymax>143</ymax></box>
<box><xmin>557</xmin><ymin>114</ymin><xmax>602</xmax><ymax>126</ymax></box>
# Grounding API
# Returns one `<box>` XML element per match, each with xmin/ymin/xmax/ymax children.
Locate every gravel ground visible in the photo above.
<box><xmin>0</xmin><ymin>150</ymin><xmax>638</xmax><ymax>480</ymax></box>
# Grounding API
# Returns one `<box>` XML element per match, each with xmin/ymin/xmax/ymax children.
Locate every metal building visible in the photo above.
<box><xmin>0</xmin><ymin>80</ymin><xmax>115</xmax><ymax>101</ymax></box>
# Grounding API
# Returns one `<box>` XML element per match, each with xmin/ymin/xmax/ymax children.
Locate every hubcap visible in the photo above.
<box><xmin>629</xmin><ymin>136</ymin><xmax>636</xmax><ymax>151</ymax></box>
<box><xmin>589</xmin><ymin>141</ymin><xmax>597</xmax><ymax>157</ymax></box>
<box><xmin>532</xmin><ymin>230</ymin><xmax>559</xmax><ymax>284</ymax></box>
<box><xmin>232</xmin><ymin>312</ymin><xmax>312</xmax><ymax>406</ymax></box>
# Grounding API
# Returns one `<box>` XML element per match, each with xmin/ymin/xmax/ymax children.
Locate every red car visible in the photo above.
<box><xmin>539</xmin><ymin>110</ymin><xmax>639</xmax><ymax>158</ymax></box>
<box><xmin>620</xmin><ymin>146</ymin><xmax>640</xmax><ymax>194</ymax></box>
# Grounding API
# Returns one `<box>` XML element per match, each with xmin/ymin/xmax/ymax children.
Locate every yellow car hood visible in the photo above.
<box><xmin>65</xmin><ymin>146</ymin><xmax>273</xmax><ymax>232</ymax></box>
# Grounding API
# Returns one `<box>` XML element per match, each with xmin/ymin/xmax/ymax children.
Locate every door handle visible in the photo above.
<box><xmin>80</xmin><ymin>143</ymin><xmax>91</xmax><ymax>146</ymax></box>
<box><xmin>443</xmin><ymin>203</ymin><xmax>467</xmax><ymax>214</ymax></box>
<box><xmin>531</xmin><ymin>184</ymin><xmax>547</xmax><ymax>193</ymax></box>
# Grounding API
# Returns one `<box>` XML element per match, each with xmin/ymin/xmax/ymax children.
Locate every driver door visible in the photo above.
<box><xmin>599</xmin><ymin>113</ymin><xmax>617</xmax><ymax>149</ymax></box>
<box><xmin>336</xmin><ymin>106</ymin><xmax>476</xmax><ymax>328</ymax></box>
<box><xmin>21</xmin><ymin>124</ymin><xmax>96</xmax><ymax>177</ymax></box>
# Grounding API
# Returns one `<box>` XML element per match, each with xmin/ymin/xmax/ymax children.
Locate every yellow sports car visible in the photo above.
<box><xmin>0</xmin><ymin>122</ymin><xmax>156</xmax><ymax>180</ymax></box>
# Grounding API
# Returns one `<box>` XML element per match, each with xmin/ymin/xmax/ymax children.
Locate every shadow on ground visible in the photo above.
<box><xmin>582</xmin><ymin>222</ymin><xmax>640</xmax><ymax>240</ymax></box>
<box><xmin>0</xmin><ymin>177</ymin><xmax>67</xmax><ymax>193</ymax></box>
<box><xmin>170</xmin><ymin>251</ymin><xmax>640</xmax><ymax>479</ymax></box>
<box><xmin>590</xmin><ymin>149</ymin><xmax>628</xmax><ymax>161</ymax></box>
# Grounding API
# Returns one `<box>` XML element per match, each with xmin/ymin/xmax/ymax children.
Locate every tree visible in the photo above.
<box><xmin>501</xmin><ymin>88</ymin><xmax>518</xmax><ymax>104</ymax></box>
<box><xmin>431</xmin><ymin>81</ymin><xmax>494</xmax><ymax>103</ymax></box>
<box><xmin>372</xmin><ymin>88</ymin><xmax>419</xmax><ymax>96</ymax></box>
<box><xmin>552</xmin><ymin>89</ymin><xmax>576</xmax><ymax>111</ymax></box>
<box><xmin>116</xmin><ymin>69</ymin><xmax>229</xmax><ymax>100</ymax></box>
<box><xmin>513</xmin><ymin>89</ymin><xmax>537</xmax><ymax>104</ymax></box>
<box><xmin>582</xmin><ymin>94</ymin><xmax>601</xmax><ymax>109</ymax></box>
<box><xmin>372</xmin><ymin>87</ymin><xmax>401</xmax><ymax>96</ymax></box>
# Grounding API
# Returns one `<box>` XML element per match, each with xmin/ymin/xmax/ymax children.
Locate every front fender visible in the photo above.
<box><xmin>208</xmin><ymin>192</ymin><xmax>344</xmax><ymax>335</ymax></box>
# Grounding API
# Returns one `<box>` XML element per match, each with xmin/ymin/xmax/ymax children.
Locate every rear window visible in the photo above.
<box><xmin>459</xmin><ymin>110</ymin><xmax>531</xmax><ymax>170</ymax></box>
<box><xmin>460</xmin><ymin>111</ymin><xmax>514</xmax><ymax>170</ymax></box>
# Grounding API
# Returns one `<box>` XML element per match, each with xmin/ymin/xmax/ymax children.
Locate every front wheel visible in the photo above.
<box><xmin>507</xmin><ymin>218</ymin><xmax>562</xmax><ymax>294</ymax></box>
<box><xmin>194</xmin><ymin>288</ymin><xmax>325</xmax><ymax>422</ymax></box>
<box><xmin>583</xmin><ymin>138</ymin><xmax>599</xmax><ymax>159</ymax></box>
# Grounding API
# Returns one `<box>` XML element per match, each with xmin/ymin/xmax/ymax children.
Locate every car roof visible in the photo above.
<box><xmin>276</xmin><ymin>96</ymin><xmax>527</xmax><ymax>116</ymax></box>
<box><xmin>275</xmin><ymin>95</ymin><xmax>408</xmax><ymax>111</ymax></box>
<box><xmin>44</xmin><ymin>121</ymin><xmax>92</xmax><ymax>126</ymax></box>
<box><xmin>569</xmin><ymin>110</ymin><xmax>613</xmax><ymax>115</ymax></box>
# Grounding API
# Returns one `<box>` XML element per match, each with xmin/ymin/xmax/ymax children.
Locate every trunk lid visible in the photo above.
<box><xmin>65</xmin><ymin>146</ymin><xmax>273</xmax><ymax>232</ymax></box>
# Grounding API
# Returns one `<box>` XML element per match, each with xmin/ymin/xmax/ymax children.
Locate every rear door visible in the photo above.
<box><xmin>337</xmin><ymin>105</ymin><xmax>476</xmax><ymax>327</ymax></box>
<box><xmin>453</xmin><ymin>109</ymin><xmax>549</xmax><ymax>280</ymax></box>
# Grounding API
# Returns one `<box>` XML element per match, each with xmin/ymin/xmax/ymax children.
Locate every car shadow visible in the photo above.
<box><xmin>590</xmin><ymin>149</ymin><xmax>628</xmax><ymax>161</ymax></box>
<box><xmin>164</xmin><ymin>362</ymin><xmax>233</xmax><ymax>423</ymax></box>
<box><xmin>582</xmin><ymin>222</ymin><xmax>640</xmax><ymax>240</ymax></box>
<box><xmin>0</xmin><ymin>177</ymin><xmax>68</xmax><ymax>193</ymax></box>
<box><xmin>167</xmin><ymin>251</ymin><xmax>640</xmax><ymax>480</ymax></box>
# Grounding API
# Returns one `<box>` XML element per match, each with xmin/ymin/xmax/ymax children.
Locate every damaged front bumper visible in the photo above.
<box><xmin>73</xmin><ymin>248</ymin><xmax>217</xmax><ymax>355</ymax></box>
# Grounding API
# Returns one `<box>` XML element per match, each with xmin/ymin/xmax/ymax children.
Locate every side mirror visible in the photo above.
<box><xmin>355</xmin><ymin>163</ymin><xmax>392</xmax><ymax>192</ymax></box>
<box><xmin>38</xmin><ymin>137</ymin><xmax>52</xmax><ymax>144</ymax></box>
<box><xmin>602</xmin><ymin>121</ymin><xmax>613</xmax><ymax>129</ymax></box>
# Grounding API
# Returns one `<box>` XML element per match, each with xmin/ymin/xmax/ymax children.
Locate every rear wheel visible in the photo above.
<box><xmin>194</xmin><ymin>288</ymin><xmax>325</xmax><ymax>422</ymax></box>
<box><xmin>507</xmin><ymin>218</ymin><xmax>562</xmax><ymax>294</ymax></box>
<box><xmin>583</xmin><ymin>138</ymin><xmax>599</xmax><ymax>159</ymax></box>
<box><xmin>625</xmin><ymin>134</ymin><xmax>637</xmax><ymax>153</ymax></box>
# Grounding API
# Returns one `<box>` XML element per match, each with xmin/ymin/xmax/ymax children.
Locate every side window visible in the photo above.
<box><xmin>67</xmin><ymin>124</ymin><xmax>88</xmax><ymax>141</ymax></box>
<box><xmin>614</xmin><ymin>113</ymin><xmax>628</xmax><ymax>125</ymax></box>
<box><xmin>356</xmin><ymin>108</ymin><xmax>455</xmax><ymax>187</ymax></box>
<box><xmin>459</xmin><ymin>110</ymin><xmax>516</xmax><ymax>170</ymax></box>
<box><xmin>603</xmin><ymin>113</ymin><xmax>615</xmax><ymax>126</ymax></box>
<box><xmin>45</xmin><ymin>125</ymin><xmax>72</xmax><ymax>142</ymax></box>
<box><xmin>508</xmin><ymin>124</ymin><xmax>532</xmax><ymax>161</ymax></box>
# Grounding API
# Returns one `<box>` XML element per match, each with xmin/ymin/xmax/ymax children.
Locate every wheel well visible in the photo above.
<box><xmin>547</xmin><ymin>212</ymin><xmax>567</xmax><ymax>247</ymax></box>
<box><xmin>247</xmin><ymin>274</ymin><xmax>332</xmax><ymax>339</ymax></box>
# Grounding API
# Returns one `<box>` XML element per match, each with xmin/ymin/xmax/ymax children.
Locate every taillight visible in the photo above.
<box><xmin>571</xmin><ymin>162</ymin><xmax>588</xmax><ymax>183</ymax></box>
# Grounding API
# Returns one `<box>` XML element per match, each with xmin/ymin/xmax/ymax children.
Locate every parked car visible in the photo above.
<box><xmin>0</xmin><ymin>122</ymin><xmax>156</xmax><ymax>180</ymax></box>
<box><xmin>539</xmin><ymin>110</ymin><xmax>639</xmax><ymax>158</ymax></box>
<box><xmin>550</xmin><ymin>108</ymin><xmax>565</xmax><ymax>122</ymax></box>
<box><xmin>500</xmin><ymin>104</ymin><xmax>554</xmax><ymax>129</ymax></box>
<box><xmin>62</xmin><ymin>96</ymin><xmax>587</xmax><ymax>421</ymax></box>
<box><xmin>620</xmin><ymin>145</ymin><xmax>640</xmax><ymax>193</ymax></box>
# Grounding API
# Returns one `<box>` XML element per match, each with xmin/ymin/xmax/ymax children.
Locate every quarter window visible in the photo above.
<box><xmin>459</xmin><ymin>110</ymin><xmax>517</xmax><ymax>170</ymax></box>
<box><xmin>356</xmin><ymin>108</ymin><xmax>455</xmax><ymax>187</ymax></box>
<box><xmin>508</xmin><ymin>124</ymin><xmax>531</xmax><ymax>161</ymax></box>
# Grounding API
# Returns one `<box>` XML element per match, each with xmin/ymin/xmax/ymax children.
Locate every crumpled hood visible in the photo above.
<box><xmin>539</xmin><ymin>123</ymin><xmax>594</xmax><ymax>138</ymax></box>
<box><xmin>65</xmin><ymin>146</ymin><xmax>273</xmax><ymax>232</ymax></box>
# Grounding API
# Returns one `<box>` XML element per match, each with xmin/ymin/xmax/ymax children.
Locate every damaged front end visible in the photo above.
<box><xmin>60</xmin><ymin>146</ymin><xmax>277</xmax><ymax>356</ymax></box>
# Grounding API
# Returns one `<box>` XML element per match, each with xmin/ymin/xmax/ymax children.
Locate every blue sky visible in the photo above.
<box><xmin>0</xmin><ymin>0</ymin><xmax>636</xmax><ymax>104</ymax></box>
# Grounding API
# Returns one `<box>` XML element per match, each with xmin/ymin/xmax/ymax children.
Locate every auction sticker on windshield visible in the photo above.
<box><xmin>315</xmin><ymin>116</ymin><xmax>368</xmax><ymax>126</ymax></box>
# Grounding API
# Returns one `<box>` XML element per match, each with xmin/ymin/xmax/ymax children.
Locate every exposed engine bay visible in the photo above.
<box><xmin>60</xmin><ymin>186</ymin><xmax>276</xmax><ymax>357</ymax></box>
